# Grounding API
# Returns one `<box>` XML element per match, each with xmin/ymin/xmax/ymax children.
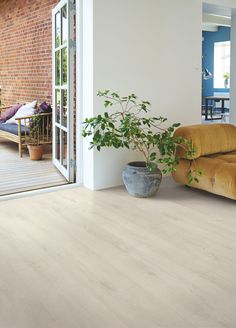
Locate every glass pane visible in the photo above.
<box><xmin>62</xmin><ymin>5</ymin><xmax>68</xmax><ymax>45</ymax></box>
<box><xmin>62</xmin><ymin>89</ymin><xmax>68</xmax><ymax>127</ymax></box>
<box><xmin>56</xmin><ymin>127</ymin><xmax>61</xmax><ymax>162</ymax></box>
<box><xmin>62</xmin><ymin>47</ymin><xmax>67</xmax><ymax>85</ymax></box>
<box><xmin>55</xmin><ymin>50</ymin><xmax>60</xmax><ymax>86</ymax></box>
<box><xmin>214</xmin><ymin>41</ymin><xmax>231</xmax><ymax>89</ymax></box>
<box><xmin>62</xmin><ymin>130</ymin><xmax>68</xmax><ymax>169</ymax></box>
<box><xmin>55</xmin><ymin>12</ymin><xmax>61</xmax><ymax>48</ymax></box>
<box><xmin>56</xmin><ymin>89</ymin><xmax>61</xmax><ymax>123</ymax></box>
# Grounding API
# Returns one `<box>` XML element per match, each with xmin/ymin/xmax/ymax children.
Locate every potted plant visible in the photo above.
<box><xmin>82</xmin><ymin>90</ymin><xmax>200</xmax><ymax>197</ymax></box>
<box><xmin>27</xmin><ymin>114</ymin><xmax>43</xmax><ymax>160</ymax></box>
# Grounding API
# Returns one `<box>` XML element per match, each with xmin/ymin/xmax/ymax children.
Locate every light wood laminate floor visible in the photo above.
<box><xmin>0</xmin><ymin>178</ymin><xmax>236</xmax><ymax>328</ymax></box>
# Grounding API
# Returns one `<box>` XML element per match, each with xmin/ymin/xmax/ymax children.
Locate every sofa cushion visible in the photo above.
<box><xmin>208</xmin><ymin>150</ymin><xmax>236</xmax><ymax>163</ymax></box>
<box><xmin>0</xmin><ymin>104</ymin><xmax>22</xmax><ymax>123</ymax></box>
<box><xmin>173</xmin><ymin>152</ymin><xmax>236</xmax><ymax>200</ymax></box>
<box><xmin>6</xmin><ymin>101</ymin><xmax>37</xmax><ymax>125</ymax></box>
<box><xmin>35</xmin><ymin>102</ymin><xmax>52</xmax><ymax>114</ymax></box>
<box><xmin>0</xmin><ymin>123</ymin><xmax>29</xmax><ymax>136</ymax></box>
<box><xmin>174</xmin><ymin>124</ymin><xmax>236</xmax><ymax>159</ymax></box>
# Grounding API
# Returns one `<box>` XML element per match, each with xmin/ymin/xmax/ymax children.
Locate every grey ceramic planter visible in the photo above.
<box><xmin>122</xmin><ymin>161</ymin><xmax>162</xmax><ymax>198</ymax></box>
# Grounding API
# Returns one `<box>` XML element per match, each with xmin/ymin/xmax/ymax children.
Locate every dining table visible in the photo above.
<box><xmin>204</xmin><ymin>95</ymin><xmax>230</xmax><ymax>121</ymax></box>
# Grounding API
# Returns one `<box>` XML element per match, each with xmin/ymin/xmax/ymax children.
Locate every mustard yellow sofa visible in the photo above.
<box><xmin>172</xmin><ymin>124</ymin><xmax>236</xmax><ymax>200</ymax></box>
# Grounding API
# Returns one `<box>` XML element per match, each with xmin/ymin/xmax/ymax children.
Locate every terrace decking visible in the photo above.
<box><xmin>0</xmin><ymin>137</ymin><xmax>67</xmax><ymax>196</ymax></box>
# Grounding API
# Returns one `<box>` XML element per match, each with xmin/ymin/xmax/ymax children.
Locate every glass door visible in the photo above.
<box><xmin>52</xmin><ymin>0</ymin><xmax>75</xmax><ymax>182</ymax></box>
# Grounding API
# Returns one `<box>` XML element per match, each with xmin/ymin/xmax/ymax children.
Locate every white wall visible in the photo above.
<box><xmin>80</xmin><ymin>0</ymin><xmax>95</xmax><ymax>189</ymax></box>
<box><xmin>82</xmin><ymin>0</ymin><xmax>203</xmax><ymax>190</ymax></box>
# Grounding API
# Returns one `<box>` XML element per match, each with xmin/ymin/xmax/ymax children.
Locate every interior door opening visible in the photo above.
<box><xmin>202</xmin><ymin>3</ymin><xmax>231</xmax><ymax>125</ymax></box>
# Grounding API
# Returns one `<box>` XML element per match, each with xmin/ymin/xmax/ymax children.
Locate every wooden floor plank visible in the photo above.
<box><xmin>0</xmin><ymin>138</ymin><xmax>67</xmax><ymax>196</ymax></box>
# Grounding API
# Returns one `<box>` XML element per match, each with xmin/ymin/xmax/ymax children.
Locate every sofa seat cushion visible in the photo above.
<box><xmin>0</xmin><ymin>123</ymin><xmax>29</xmax><ymax>136</ymax></box>
<box><xmin>173</xmin><ymin>152</ymin><xmax>236</xmax><ymax>200</ymax></box>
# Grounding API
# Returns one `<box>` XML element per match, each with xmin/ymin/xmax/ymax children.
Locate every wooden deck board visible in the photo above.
<box><xmin>0</xmin><ymin>138</ymin><xmax>67</xmax><ymax>196</ymax></box>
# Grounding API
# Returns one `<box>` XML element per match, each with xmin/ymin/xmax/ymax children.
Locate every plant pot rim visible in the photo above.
<box><xmin>126</xmin><ymin>161</ymin><xmax>160</xmax><ymax>173</ymax></box>
<box><xmin>127</xmin><ymin>161</ymin><xmax>147</xmax><ymax>168</ymax></box>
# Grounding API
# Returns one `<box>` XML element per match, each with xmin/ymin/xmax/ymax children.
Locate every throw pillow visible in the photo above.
<box><xmin>35</xmin><ymin>102</ymin><xmax>52</xmax><ymax>114</ymax></box>
<box><xmin>0</xmin><ymin>104</ymin><xmax>22</xmax><ymax>123</ymax></box>
<box><xmin>6</xmin><ymin>100</ymin><xmax>37</xmax><ymax>125</ymax></box>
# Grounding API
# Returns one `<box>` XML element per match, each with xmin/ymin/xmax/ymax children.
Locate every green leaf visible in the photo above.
<box><xmin>104</xmin><ymin>100</ymin><xmax>112</xmax><ymax>108</ymax></box>
<box><xmin>111</xmin><ymin>92</ymin><xmax>119</xmax><ymax>98</ymax></box>
<box><xmin>173</xmin><ymin>123</ymin><xmax>181</xmax><ymax>128</ymax></box>
<box><xmin>109</xmin><ymin>122</ymin><xmax>115</xmax><ymax>129</ymax></box>
<box><xmin>150</xmin><ymin>152</ymin><xmax>157</xmax><ymax>161</ymax></box>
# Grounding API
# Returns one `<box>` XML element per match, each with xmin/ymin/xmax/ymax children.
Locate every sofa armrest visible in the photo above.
<box><xmin>15</xmin><ymin>112</ymin><xmax>52</xmax><ymax>142</ymax></box>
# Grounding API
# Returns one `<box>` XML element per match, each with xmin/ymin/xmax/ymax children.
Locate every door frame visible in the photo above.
<box><xmin>75</xmin><ymin>0</ymin><xmax>84</xmax><ymax>185</ymax></box>
<box><xmin>52</xmin><ymin>0</ymin><xmax>75</xmax><ymax>182</ymax></box>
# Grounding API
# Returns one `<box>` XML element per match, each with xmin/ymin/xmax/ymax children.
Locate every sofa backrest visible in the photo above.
<box><xmin>174</xmin><ymin>124</ymin><xmax>236</xmax><ymax>159</ymax></box>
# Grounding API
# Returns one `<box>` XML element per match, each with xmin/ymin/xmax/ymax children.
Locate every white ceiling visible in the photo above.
<box><xmin>202</xmin><ymin>3</ymin><xmax>232</xmax><ymax>31</ymax></box>
<box><xmin>203</xmin><ymin>3</ymin><xmax>232</xmax><ymax>18</ymax></box>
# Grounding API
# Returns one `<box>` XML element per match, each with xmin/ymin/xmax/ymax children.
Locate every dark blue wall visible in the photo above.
<box><xmin>202</xmin><ymin>26</ymin><xmax>231</xmax><ymax>97</ymax></box>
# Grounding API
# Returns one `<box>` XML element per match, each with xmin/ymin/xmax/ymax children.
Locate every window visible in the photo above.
<box><xmin>214</xmin><ymin>41</ymin><xmax>230</xmax><ymax>89</ymax></box>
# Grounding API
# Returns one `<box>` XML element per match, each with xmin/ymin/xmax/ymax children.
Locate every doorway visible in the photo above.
<box><xmin>0</xmin><ymin>0</ymin><xmax>77</xmax><ymax>197</ymax></box>
<box><xmin>202</xmin><ymin>3</ymin><xmax>231</xmax><ymax>124</ymax></box>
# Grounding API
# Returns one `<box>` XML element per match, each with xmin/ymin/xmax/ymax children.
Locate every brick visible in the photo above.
<box><xmin>0</xmin><ymin>0</ymin><xmax>59</xmax><ymax>106</ymax></box>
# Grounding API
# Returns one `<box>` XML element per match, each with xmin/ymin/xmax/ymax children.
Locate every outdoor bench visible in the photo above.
<box><xmin>0</xmin><ymin>107</ymin><xmax>52</xmax><ymax>157</ymax></box>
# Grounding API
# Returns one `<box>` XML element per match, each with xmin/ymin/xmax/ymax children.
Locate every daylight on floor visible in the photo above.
<box><xmin>1</xmin><ymin>0</ymin><xmax>236</xmax><ymax>327</ymax></box>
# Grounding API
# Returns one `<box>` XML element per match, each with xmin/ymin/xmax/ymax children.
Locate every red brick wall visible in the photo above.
<box><xmin>0</xmin><ymin>0</ymin><xmax>59</xmax><ymax>107</ymax></box>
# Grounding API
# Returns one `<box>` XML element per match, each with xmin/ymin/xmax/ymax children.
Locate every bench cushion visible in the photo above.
<box><xmin>0</xmin><ymin>104</ymin><xmax>22</xmax><ymax>123</ymax></box>
<box><xmin>0</xmin><ymin>123</ymin><xmax>29</xmax><ymax>136</ymax></box>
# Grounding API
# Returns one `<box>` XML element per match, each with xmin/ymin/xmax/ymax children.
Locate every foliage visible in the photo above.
<box><xmin>82</xmin><ymin>90</ymin><xmax>202</xmax><ymax>183</ymax></box>
<box><xmin>55</xmin><ymin>35</ymin><xmax>67</xmax><ymax>85</ymax></box>
<box><xmin>27</xmin><ymin>115</ymin><xmax>42</xmax><ymax>146</ymax></box>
